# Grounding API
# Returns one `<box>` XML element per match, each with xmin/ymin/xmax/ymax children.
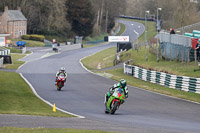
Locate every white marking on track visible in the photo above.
<box><xmin>19</xmin><ymin>73</ymin><xmax>85</xmax><ymax>118</ymax></box>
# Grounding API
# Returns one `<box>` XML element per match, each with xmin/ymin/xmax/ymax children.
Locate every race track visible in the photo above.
<box><xmin>16</xmin><ymin>20</ymin><xmax>200</xmax><ymax>133</ymax></box>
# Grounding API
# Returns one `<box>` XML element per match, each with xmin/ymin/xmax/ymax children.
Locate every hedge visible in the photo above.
<box><xmin>22</xmin><ymin>35</ymin><xmax>45</xmax><ymax>42</ymax></box>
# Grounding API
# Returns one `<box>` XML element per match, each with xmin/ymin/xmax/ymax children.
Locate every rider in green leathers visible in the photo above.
<box><xmin>104</xmin><ymin>79</ymin><xmax>128</xmax><ymax>105</ymax></box>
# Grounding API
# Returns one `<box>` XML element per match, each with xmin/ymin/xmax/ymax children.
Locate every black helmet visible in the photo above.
<box><xmin>120</xmin><ymin>79</ymin><xmax>126</xmax><ymax>88</ymax></box>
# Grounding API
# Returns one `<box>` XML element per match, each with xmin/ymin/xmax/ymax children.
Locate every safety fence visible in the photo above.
<box><xmin>0</xmin><ymin>57</ymin><xmax>3</xmax><ymax>67</ymax></box>
<box><xmin>0</xmin><ymin>48</ymin><xmax>10</xmax><ymax>55</ymax></box>
<box><xmin>152</xmin><ymin>32</ymin><xmax>196</xmax><ymax>62</ymax></box>
<box><xmin>44</xmin><ymin>39</ymin><xmax>53</xmax><ymax>47</ymax></box>
<box><xmin>159</xmin><ymin>32</ymin><xmax>191</xmax><ymax>47</ymax></box>
<box><xmin>124</xmin><ymin>63</ymin><xmax>200</xmax><ymax>94</ymax></box>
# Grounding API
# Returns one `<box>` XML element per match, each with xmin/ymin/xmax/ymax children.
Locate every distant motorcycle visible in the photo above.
<box><xmin>56</xmin><ymin>73</ymin><xmax>66</xmax><ymax>91</ymax></box>
<box><xmin>105</xmin><ymin>87</ymin><xmax>125</xmax><ymax>114</ymax></box>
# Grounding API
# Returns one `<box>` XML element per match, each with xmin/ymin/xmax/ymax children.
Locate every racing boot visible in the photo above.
<box><xmin>104</xmin><ymin>94</ymin><xmax>108</xmax><ymax>106</ymax></box>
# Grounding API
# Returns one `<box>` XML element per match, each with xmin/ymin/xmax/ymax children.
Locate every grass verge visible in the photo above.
<box><xmin>82</xmin><ymin>47</ymin><xmax>116</xmax><ymax>70</ymax></box>
<box><xmin>7</xmin><ymin>47</ymin><xmax>22</xmax><ymax>53</ymax></box>
<box><xmin>9</xmin><ymin>39</ymin><xmax>45</xmax><ymax>47</ymax></box>
<box><xmin>4</xmin><ymin>54</ymin><xmax>26</xmax><ymax>70</ymax></box>
<box><xmin>83</xmin><ymin>22</ymin><xmax>125</xmax><ymax>48</ymax></box>
<box><xmin>116</xmin><ymin>23</ymin><xmax>126</xmax><ymax>36</ymax></box>
<box><xmin>86</xmin><ymin>33</ymin><xmax>108</xmax><ymax>42</ymax></box>
<box><xmin>95</xmin><ymin>68</ymin><xmax>200</xmax><ymax>103</ymax></box>
<box><xmin>0</xmin><ymin>127</ymin><xmax>115</xmax><ymax>133</ymax></box>
<box><xmin>0</xmin><ymin>71</ymin><xmax>72</xmax><ymax>117</ymax></box>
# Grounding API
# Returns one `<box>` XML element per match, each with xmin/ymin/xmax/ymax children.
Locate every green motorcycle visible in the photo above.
<box><xmin>105</xmin><ymin>87</ymin><xmax>125</xmax><ymax>114</ymax></box>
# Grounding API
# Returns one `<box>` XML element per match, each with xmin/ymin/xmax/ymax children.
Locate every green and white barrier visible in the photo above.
<box><xmin>124</xmin><ymin>63</ymin><xmax>200</xmax><ymax>94</ymax></box>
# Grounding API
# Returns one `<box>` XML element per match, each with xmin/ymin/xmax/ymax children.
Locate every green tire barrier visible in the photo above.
<box><xmin>124</xmin><ymin>63</ymin><xmax>200</xmax><ymax>94</ymax></box>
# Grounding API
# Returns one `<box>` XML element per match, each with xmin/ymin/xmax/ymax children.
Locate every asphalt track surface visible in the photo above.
<box><xmin>1</xmin><ymin>20</ymin><xmax>200</xmax><ymax>133</ymax></box>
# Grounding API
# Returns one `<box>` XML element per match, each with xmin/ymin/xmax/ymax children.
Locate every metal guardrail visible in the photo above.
<box><xmin>119</xmin><ymin>15</ymin><xmax>155</xmax><ymax>22</ymax></box>
<box><xmin>44</xmin><ymin>39</ymin><xmax>53</xmax><ymax>47</ymax></box>
<box><xmin>175</xmin><ymin>21</ymin><xmax>200</xmax><ymax>34</ymax></box>
<box><xmin>159</xmin><ymin>32</ymin><xmax>191</xmax><ymax>47</ymax></box>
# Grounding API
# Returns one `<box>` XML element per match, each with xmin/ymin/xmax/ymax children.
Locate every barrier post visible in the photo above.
<box><xmin>182</xmin><ymin>48</ymin><xmax>184</xmax><ymax>63</ymax></box>
<box><xmin>170</xmin><ymin>47</ymin><xmax>172</xmax><ymax>61</ymax></box>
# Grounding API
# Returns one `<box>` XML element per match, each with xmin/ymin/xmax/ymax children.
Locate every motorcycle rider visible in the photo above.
<box><xmin>55</xmin><ymin>67</ymin><xmax>67</xmax><ymax>83</ymax></box>
<box><xmin>104</xmin><ymin>79</ymin><xmax>128</xmax><ymax>105</ymax></box>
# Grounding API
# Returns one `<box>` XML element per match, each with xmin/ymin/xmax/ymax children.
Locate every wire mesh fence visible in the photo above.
<box><xmin>149</xmin><ymin>32</ymin><xmax>200</xmax><ymax>64</ymax></box>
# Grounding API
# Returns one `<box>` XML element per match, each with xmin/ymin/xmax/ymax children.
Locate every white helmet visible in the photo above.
<box><xmin>60</xmin><ymin>67</ymin><xmax>65</xmax><ymax>71</ymax></box>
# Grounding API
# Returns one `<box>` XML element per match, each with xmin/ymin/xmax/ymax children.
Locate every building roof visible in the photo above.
<box><xmin>8</xmin><ymin>10</ymin><xmax>27</xmax><ymax>21</ymax></box>
<box><xmin>0</xmin><ymin>34</ymin><xmax>10</xmax><ymax>37</ymax></box>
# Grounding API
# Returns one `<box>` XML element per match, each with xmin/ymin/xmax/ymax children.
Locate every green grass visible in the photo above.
<box><xmin>0</xmin><ymin>127</ymin><xmax>115</xmax><ymax>133</ymax></box>
<box><xmin>9</xmin><ymin>39</ymin><xmax>45</xmax><ymax>47</ymax></box>
<box><xmin>0</xmin><ymin>71</ymin><xmax>72</xmax><ymax>117</ymax></box>
<box><xmin>4</xmin><ymin>47</ymin><xmax>31</xmax><ymax>54</ymax></box>
<box><xmin>86</xmin><ymin>33</ymin><xmax>108</xmax><ymax>42</ymax></box>
<box><xmin>116</xmin><ymin>23</ymin><xmax>126</xmax><ymax>36</ymax></box>
<box><xmin>4</xmin><ymin>54</ymin><xmax>26</xmax><ymax>69</ymax></box>
<box><xmin>7</xmin><ymin>47</ymin><xmax>22</xmax><ymax>53</ymax></box>
<box><xmin>82</xmin><ymin>47</ymin><xmax>116</xmax><ymax>70</ymax></box>
<box><xmin>96</xmin><ymin>68</ymin><xmax>200</xmax><ymax>103</ymax></box>
<box><xmin>24</xmin><ymin>40</ymin><xmax>45</xmax><ymax>47</ymax></box>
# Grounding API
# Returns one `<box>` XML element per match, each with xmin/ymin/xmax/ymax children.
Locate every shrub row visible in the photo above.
<box><xmin>22</xmin><ymin>35</ymin><xmax>45</xmax><ymax>42</ymax></box>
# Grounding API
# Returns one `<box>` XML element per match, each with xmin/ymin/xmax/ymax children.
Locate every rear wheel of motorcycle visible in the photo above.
<box><xmin>111</xmin><ymin>101</ymin><xmax>118</xmax><ymax>114</ymax></box>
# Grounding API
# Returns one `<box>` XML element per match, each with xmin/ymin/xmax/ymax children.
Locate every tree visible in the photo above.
<box><xmin>66</xmin><ymin>0</ymin><xmax>95</xmax><ymax>37</ymax></box>
<box><xmin>0</xmin><ymin>0</ymin><xmax>71</xmax><ymax>36</ymax></box>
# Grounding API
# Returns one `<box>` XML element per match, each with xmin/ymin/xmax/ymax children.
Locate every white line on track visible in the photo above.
<box><xmin>19</xmin><ymin>73</ymin><xmax>85</xmax><ymax>118</ymax></box>
<box><xmin>17</xmin><ymin>51</ymin><xmax>85</xmax><ymax>118</ymax></box>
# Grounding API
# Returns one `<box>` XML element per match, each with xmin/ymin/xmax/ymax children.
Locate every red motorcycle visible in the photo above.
<box><xmin>56</xmin><ymin>73</ymin><xmax>66</xmax><ymax>91</ymax></box>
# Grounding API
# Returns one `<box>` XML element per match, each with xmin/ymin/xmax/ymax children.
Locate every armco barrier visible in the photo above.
<box><xmin>124</xmin><ymin>63</ymin><xmax>200</xmax><ymax>94</ymax></box>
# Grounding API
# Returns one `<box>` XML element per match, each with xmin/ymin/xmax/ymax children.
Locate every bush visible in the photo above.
<box><xmin>22</xmin><ymin>35</ymin><xmax>30</xmax><ymax>40</ymax></box>
<box><xmin>45</xmin><ymin>35</ymin><xmax>67</xmax><ymax>43</ymax></box>
<box><xmin>30</xmin><ymin>35</ymin><xmax>45</xmax><ymax>42</ymax></box>
<box><xmin>22</xmin><ymin>34</ymin><xmax>45</xmax><ymax>42</ymax></box>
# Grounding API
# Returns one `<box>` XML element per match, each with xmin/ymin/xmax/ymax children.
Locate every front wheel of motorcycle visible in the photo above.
<box><xmin>111</xmin><ymin>101</ymin><xmax>118</xmax><ymax>114</ymax></box>
<box><xmin>57</xmin><ymin>82</ymin><xmax>62</xmax><ymax>91</ymax></box>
